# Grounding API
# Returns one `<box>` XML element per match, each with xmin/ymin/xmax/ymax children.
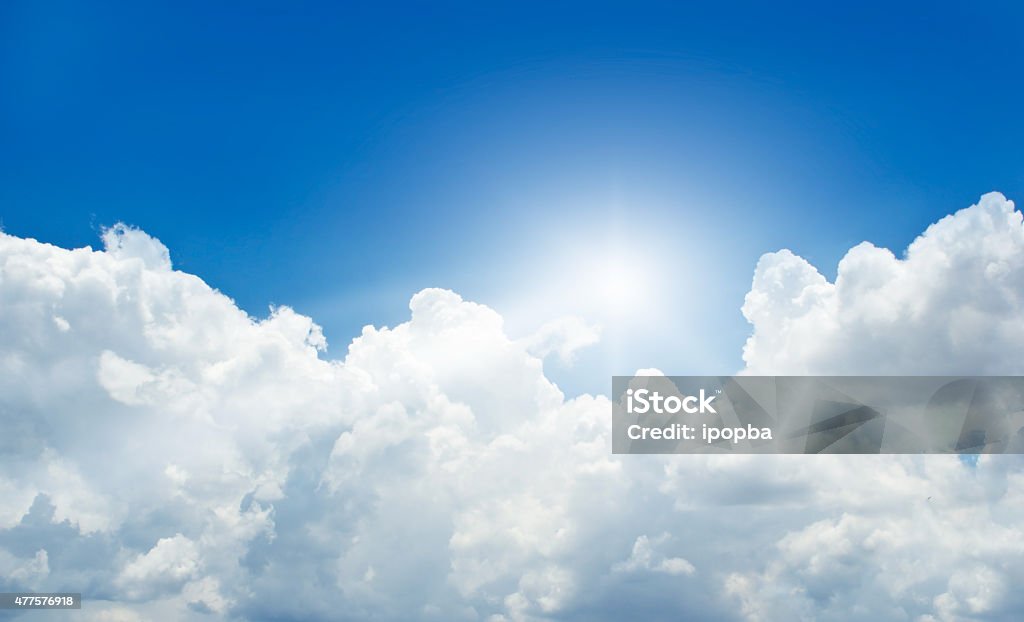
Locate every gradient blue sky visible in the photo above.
<box><xmin>4</xmin><ymin>1</ymin><xmax>1024</xmax><ymax>392</ymax></box>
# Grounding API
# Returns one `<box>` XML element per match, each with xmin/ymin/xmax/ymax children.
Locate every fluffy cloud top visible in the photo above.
<box><xmin>743</xmin><ymin>192</ymin><xmax>1024</xmax><ymax>374</ymax></box>
<box><xmin>0</xmin><ymin>198</ymin><xmax>1023</xmax><ymax>621</ymax></box>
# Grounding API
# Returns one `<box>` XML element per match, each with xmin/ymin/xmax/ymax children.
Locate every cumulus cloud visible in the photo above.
<box><xmin>0</xmin><ymin>226</ymin><xmax>653</xmax><ymax>621</ymax></box>
<box><xmin>743</xmin><ymin>191</ymin><xmax>1024</xmax><ymax>375</ymax></box>
<box><xmin>521</xmin><ymin>316</ymin><xmax>601</xmax><ymax>365</ymax></box>
<box><xmin>101</xmin><ymin>223</ymin><xmax>172</xmax><ymax>271</ymax></box>
<box><xmin>726</xmin><ymin>192</ymin><xmax>1024</xmax><ymax>621</ymax></box>
<box><xmin>612</xmin><ymin>534</ymin><xmax>695</xmax><ymax>576</ymax></box>
<box><xmin>0</xmin><ymin>195</ymin><xmax>1023</xmax><ymax>621</ymax></box>
<box><xmin>0</xmin><ymin>548</ymin><xmax>49</xmax><ymax>586</ymax></box>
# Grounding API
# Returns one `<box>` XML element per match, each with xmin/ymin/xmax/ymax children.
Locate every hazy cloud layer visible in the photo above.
<box><xmin>1</xmin><ymin>195</ymin><xmax>1023</xmax><ymax>621</ymax></box>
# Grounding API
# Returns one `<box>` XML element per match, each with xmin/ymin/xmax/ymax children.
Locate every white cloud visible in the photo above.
<box><xmin>613</xmin><ymin>534</ymin><xmax>695</xmax><ymax>576</ymax></box>
<box><xmin>726</xmin><ymin>192</ymin><xmax>1024</xmax><ymax>621</ymax></box>
<box><xmin>117</xmin><ymin>534</ymin><xmax>200</xmax><ymax>597</ymax></box>
<box><xmin>743</xmin><ymin>191</ymin><xmax>1024</xmax><ymax>375</ymax></box>
<box><xmin>0</xmin><ymin>548</ymin><xmax>49</xmax><ymax>586</ymax></box>
<box><xmin>101</xmin><ymin>223</ymin><xmax>172</xmax><ymax>271</ymax></box>
<box><xmin>0</xmin><ymin>196</ymin><xmax>1023</xmax><ymax>621</ymax></box>
<box><xmin>521</xmin><ymin>316</ymin><xmax>600</xmax><ymax>364</ymax></box>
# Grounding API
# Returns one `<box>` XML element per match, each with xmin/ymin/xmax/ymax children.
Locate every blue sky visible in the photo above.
<box><xmin>7</xmin><ymin>4</ymin><xmax>1024</xmax><ymax>621</ymax></box>
<box><xmin>4</xmin><ymin>1</ymin><xmax>1024</xmax><ymax>393</ymax></box>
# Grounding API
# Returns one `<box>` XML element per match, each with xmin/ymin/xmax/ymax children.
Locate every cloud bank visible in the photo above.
<box><xmin>0</xmin><ymin>194</ymin><xmax>1023</xmax><ymax>621</ymax></box>
<box><xmin>743</xmin><ymin>191</ymin><xmax>1024</xmax><ymax>375</ymax></box>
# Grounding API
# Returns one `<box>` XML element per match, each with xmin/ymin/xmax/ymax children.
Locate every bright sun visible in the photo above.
<box><xmin>572</xmin><ymin>248</ymin><xmax>660</xmax><ymax>319</ymax></box>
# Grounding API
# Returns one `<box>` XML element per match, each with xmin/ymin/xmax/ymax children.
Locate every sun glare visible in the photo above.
<box><xmin>572</xmin><ymin>247</ymin><xmax>661</xmax><ymax>320</ymax></box>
